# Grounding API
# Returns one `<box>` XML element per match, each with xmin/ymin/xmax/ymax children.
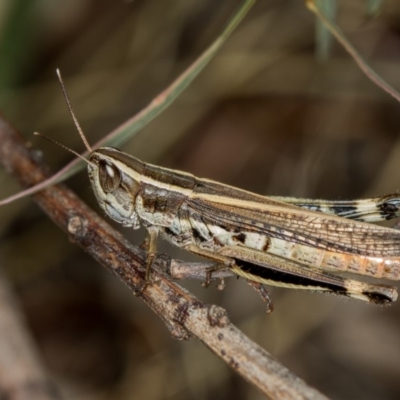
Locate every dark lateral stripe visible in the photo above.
<box><xmin>362</xmin><ymin>290</ymin><xmax>393</xmax><ymax>305</ymax></box>
<box><xmin>234</xmin><ymin>258</ymin><xmax>347</xmax><ymax>293</ymax></box>
<box><xmin>144</xmin><ymin>164</ymin><xmax>196</xmax><ymax>190</ymax></box>
<box><xmin>329</xmin><ymin>205</ymin><xmax>358</xmax><ymax>216</ymax></box>
<box><xmin>234</xmin><ymin>259</ymin><xmax>394</xmax><ymax>304</ymax></box>
<box><xmin>235</xmin><ymin>258</ymin><xmax>347</xmax><ymax>295</ymax></box>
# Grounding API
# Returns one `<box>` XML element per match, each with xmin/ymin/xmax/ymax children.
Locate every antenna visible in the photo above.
<box><xmin>56</xmin><ymin>69</ymin><xmax>93</xmax><ymax>153</ymax></box>
<box><xmin>34</xmin><ymin>132</ymin><xmax>95</xmax><ymax>167</ymax></box>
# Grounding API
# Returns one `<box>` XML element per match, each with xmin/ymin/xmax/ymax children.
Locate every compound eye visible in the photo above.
<box><xmin>98</xmin><ymin>160</ymin><xmax>121</xmax><ymax>193</ymax></box>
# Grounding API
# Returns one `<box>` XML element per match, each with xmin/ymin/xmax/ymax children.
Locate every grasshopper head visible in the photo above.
<box><xmin>50</xmin><ymin>71</ymin><xmax>142</xmax><ymax>229</ymax></box>
<box><xmin>88</xmin><ymin>147</ymin><xmax>143</xmax><ymax>229</ymax></box>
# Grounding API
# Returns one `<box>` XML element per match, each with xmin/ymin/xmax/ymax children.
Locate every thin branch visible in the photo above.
<box><xmin>0</xmin><ymin>116</ymin><xmax>328</xmax><ymax>399</ymax></box>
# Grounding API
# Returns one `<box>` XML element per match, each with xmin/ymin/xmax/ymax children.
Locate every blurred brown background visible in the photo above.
<box><xmin>1</xmin><ymin>0</ymin><xmax>400</xmax><ymax>399</ymax></box>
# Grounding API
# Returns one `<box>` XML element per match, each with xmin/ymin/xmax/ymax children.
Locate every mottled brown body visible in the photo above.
<box><xmin>87</xmin><ymin>147</ymin><xmax>400</xmax><ymax>305</ymax></box>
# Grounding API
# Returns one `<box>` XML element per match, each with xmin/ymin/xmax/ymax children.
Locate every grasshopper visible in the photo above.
<box><xmin>42</xmin><ymin>71</ymin><xmax>400</xmax><ymax>307</ymax></box>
